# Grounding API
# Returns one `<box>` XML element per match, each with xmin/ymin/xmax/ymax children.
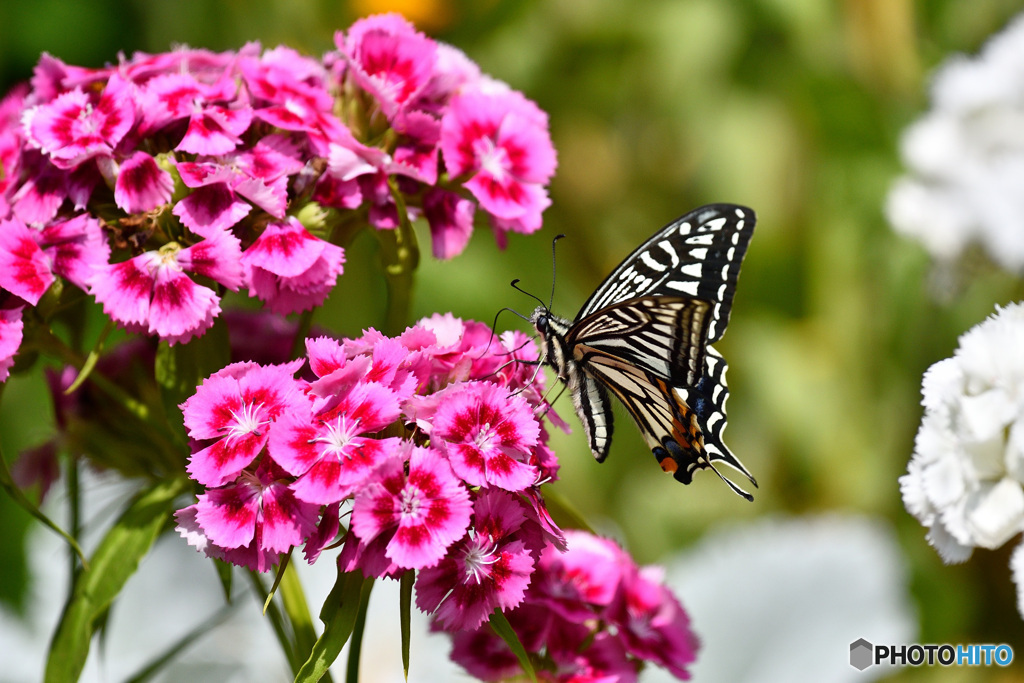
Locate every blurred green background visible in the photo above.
<box><xmin>3</xmin><ymin>0</ymin><xmax>1024</xmax><ymax>680</ymax></box>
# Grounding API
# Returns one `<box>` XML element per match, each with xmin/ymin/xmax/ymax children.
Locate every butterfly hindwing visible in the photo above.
<box><xmin>582</xmin><ymin>347</ymin><xmax>755</xmax><ymax>500</ymax></box>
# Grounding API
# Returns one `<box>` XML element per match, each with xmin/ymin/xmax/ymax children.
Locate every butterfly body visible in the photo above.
<box><xmin>531</xmin><ymin>204</ymin><xmax>756</xmax><ymax>499</ymax></box>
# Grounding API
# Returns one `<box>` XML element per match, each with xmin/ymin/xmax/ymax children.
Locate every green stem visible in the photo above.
<box><xmin>378</xmin><ymin>178</ymin><xmax>420</xmax><ymax>336</ymax></box>
<box><xmin>68</xmin><ymin>457</ymin><xmax>82</xmax><ymax>584</ymax></box>
<box><xmin>278</xmin><ymin>560</ymin><xmax>322</xmax><ymax>674</ymax></box>
<box><xmin>345</xmin><ymin>578</ymin><xmax>374</xmax><ymax>683</ymax></box>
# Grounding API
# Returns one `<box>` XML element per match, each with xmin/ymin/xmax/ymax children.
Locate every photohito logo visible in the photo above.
<box><xmin>850</xmin><ymin>639</ymin><xmax>1014</xmax><ymax>670</ymax></box>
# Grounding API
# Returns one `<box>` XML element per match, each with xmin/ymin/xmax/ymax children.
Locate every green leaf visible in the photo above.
<box><xmin>279</xmin><ymin>558</ymin><xmax>319</xmax><ymax>665</ymax></box>
<box><xmin>399</xmin><ymin>570</ymin><xmax>413</xmax><ymax>681</ymax></box>
<box><xmin>0</xmin><ymin>442</ymin><xmax>87</xmax><ymax>567</ymax></box>
<box><xmin>44</xmin><ymin>477</ymin><xmax>188</xmax><ymax>683</ymax></box>
<box><xmin>294</xmin><ymin>570</ymin><xmax>373</xmax><ymax>683</ymax></box>
<box><xmin>488</xmin><ymin>609</ymin><xmax>537</xmax><ymax>683</ymax></box>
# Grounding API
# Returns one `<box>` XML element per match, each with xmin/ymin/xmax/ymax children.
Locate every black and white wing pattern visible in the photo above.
<box><xmin>530</xmin><ymin>204</ymin><xmax>756</xmax><ymax>499</ymax></box>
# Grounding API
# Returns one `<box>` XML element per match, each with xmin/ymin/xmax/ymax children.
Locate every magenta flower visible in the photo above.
<box><xmin>339</xmin><ymin>13</ymin><xmax>437</xmax><ymax>125</ymax></box>
<box><xmin>180</xmin><ymin>359</ymin><xmax>307</xmax><ymax>487</ymax></box>
<box><xmin>89</xmin><ymin>229</ymin><xmax>243</xmax><ymax>344</ymax></box>
<box><xmin>606</xmin><ymin>566</ymin><xmax>699</xmax><ymax>679</ymax></box>
<box><xmin>22</xmin><ymin>73</ymin><xmax>135</xmax><ymax>169</ymax></box>
<box><xmin>140</xmin><ymin>72</ymin><xmax>253</xmax><ymax>155</ymax></box>
<box><xmin>241</xmin><ymin>217</ymin><xmax>345</xmax><ymax>314</ymax></box>
<box><xmin>113</xmin><ymin>151</ymin><xmax>174</xmax><ymax>213</ymax></box>
<box><xmin>0</xmin><ymin>214</ymin><xmax>109</xmax><ymax>304</ymax></box>
<box><xmin>440</xmin><ymin>89</ymin><xmax>556</xmax><ymax>235</ymax></box>
<box><xmin>239</xmin><ymin>47</ymin><xmax>347</xmax><ymax>155</ymax></box>
<box><xmin>532</xmin><ymin>531</ymin><xmax>628</xmax><ymax>623</ymax></box>
<box><xmin>416</xmin><ymin>490</ymin><xmax>536</xmax><ymax>631</ymax></box>
<box><xmin>0</xmin><ymin>304</ymin><xmax>24</xmax><ymax>382</ymax></box>
<box><xmin>350</xmin><ymin>445</ymin><xmax>472</xmax><ymax>570</ymax></box>
<box><xmin>268</xmin><ymin>382</ymin><xmax>401</xmax><ymax>504</ymax></box>
<box><xmin>0</xmin><ymin>218</ymin><xmax>55</xmax><ymax>305</ymax></box>
<box><xmin>175</xmin><ymin>503</ymin><xmax>280</xmax><ymax>573</ymax></box>
<box><xmin>425</xmin><ymin>381</ymin><xmax>540</xmax><ymax>491</ymax></box>
<box><xmin>193</xmin><ymin>459</ymin><xmax>319</xmax><ymax>571</ymax></box>
<box><xmin>171</xmin><ymin>161</ymin><xmax>253</xmax><ymax>236</ymax></box>
<box><xmin>423</xmin><ymin>188</ymin><xmax>475</xmax><ymax>259</ymax></box>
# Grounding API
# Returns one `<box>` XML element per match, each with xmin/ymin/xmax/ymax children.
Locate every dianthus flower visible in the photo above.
<box><xmin>447</xmin><ymin>530</ymin><xmax>699</xmax><ymax>682</ymax></box>
<box><xmin>0</xmin><ymin>14</ymin><xmax>556</xmax><ymax>380</ymax></box>
<box><xmin>89</xmin><ymin>229</ymin><xmax>243</xmax><ymax>344</ymax></box>
<box><xmin>901</xmin><ymin>303</ymin><xmax>1024</xmax><ymax>616</ymax></box>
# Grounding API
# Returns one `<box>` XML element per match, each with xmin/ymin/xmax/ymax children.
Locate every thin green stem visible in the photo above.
<box><xmin>378</xmin><ymin>178</ymin><xmax>420</xmax><ymax>336</ymax></box>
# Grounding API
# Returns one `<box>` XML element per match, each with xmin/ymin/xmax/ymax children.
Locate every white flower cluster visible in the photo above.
<box><xmin>886</xmin><ymin>15</ymin><xmax>1024</xmax><ymax>272</ymax></box>
<box><xmin>901</xmin><ymin>303</ymin><xmax>1024</xmax><ymax>614</ymax></box>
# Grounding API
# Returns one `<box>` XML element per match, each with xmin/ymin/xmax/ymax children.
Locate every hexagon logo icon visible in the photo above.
<box><xmin>850</xmin><ymin>638</ymin><xmax>874</xmax><ymax>671</ymax></box>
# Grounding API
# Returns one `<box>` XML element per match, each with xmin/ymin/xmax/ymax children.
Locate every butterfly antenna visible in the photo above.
<box><xmin>511</xmin><ymin>278</ymin><xmax>548</xmax><ymax>311</ymax></box>
<box><xmin>548</xmin><ymin>234</ymin><xmax>566</xmax><ymax>310</ymax></box>
<box><xmin>473</xmin><ymin>307</ymin><xmax>530</xmax><ymax>363</ymax></box>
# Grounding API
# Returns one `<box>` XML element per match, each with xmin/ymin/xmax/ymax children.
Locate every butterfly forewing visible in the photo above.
<box><xmin>568</xmin><ymin>296</ymin><xmax>713</xmax><ymax>387</ymax></box>
<box><xmin>576</xmin><ymin>204</ymin><xmax>755</xmax><ymax>343</ymax></box>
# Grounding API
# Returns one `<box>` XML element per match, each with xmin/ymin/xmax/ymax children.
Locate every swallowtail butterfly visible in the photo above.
<box><xmin>531</xmin><ymin>204</ymin><xmax>757</xmax><ymax>499</ymax></box>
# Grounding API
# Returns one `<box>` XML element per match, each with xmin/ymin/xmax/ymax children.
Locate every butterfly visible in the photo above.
<box><xmin>530</xmin><ymin>204</ymin><xmax>757</xmax><ymax>499</ymax></box>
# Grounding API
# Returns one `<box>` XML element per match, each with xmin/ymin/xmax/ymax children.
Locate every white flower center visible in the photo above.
<box><xmin>309</xmin><ymin>417</ymin><xmax>361</xmax><ymax>459</ymax></box>
<box><xmin>399</xmin><ymin>487</ymin><xmax>423</xmax><ymax>518</ymax></box>
<box><xmin>462</xmin><ymin>538</ymin><xmax>499</xmax><ymax>584</ymax></box>
<box><xmin>475</xmin><ymin>137</ymin><xmax>509</xmax><ymax>181</ymax></box>
<box><xmin>225</xmin><ymin>401</ymin><xmax>268</xmax><ymax>440</ymax></box>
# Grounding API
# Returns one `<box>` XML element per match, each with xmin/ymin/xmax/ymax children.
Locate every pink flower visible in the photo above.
<box><xmin>425</xmin><ymin>381</ymin><xmax>540</xmax><ymax>491</ymax></box>
<box><xmin>268</xmin><ymin>382</ymin><xmax>401</xmax><ymax>504</ymax></box>
<box><xmin>0</xmin><ymin>304</ymin><xmax>24</xmax><ymax>382</ymax></box>
<box><xmin>339</xmin><ymin>13</ymin><xmax>437</xmax><ymax>124</ymax></box>
<box><xmin>180</xmin><ymin>359</ymin><xmax>307</xmax><ymax>487</ymax></box>
<box><xmin>175</xmin><ymin>503</ymin><xmax>280</xmax><ymax>573</ymax></box>
<box><xmin>240</xmin><ymin>47</ymin><xmax>348</xmax><ymax>155</ymax></box>
<box><xmin>440</xmin><ymin>89</ymin><xmax>556</xmax><ymax>236</ymax></box>
<box><xmin>423</xmin><ymin>188</ymin><xmax>475</xmax><ymax>259</ymax></box>
<box><xmin>89</xmin><ymin>229</ymin><xmax>243</xmax><ymax>343</ymax></box>
<box><xmin>416</xmin><ymin>490</ymin><xmax>536</xmax><ymax>631</ymax></box>
<box><xmin>242</xmin><ymin>217</ymin><xmax>345</xmax><ymax>315</ymax></box>
<box><xmin>22</xmin><ymin>73</ymin><xmax>135</xmax><ymax>169</ymax></box>
<box><xmin>193</xmin><ymin>459</ymin><xmax>319</xmax><ymax>572</ymax></box>
<box><xmin>141</xmin><ymin>72</ymin><xmax>253</xmax><ymax>155</ymax></box>
<box><xmin>532</xmin><ymin>531</ymin><xmax>628</xmax><ymax>623</ymax></box>
<box><xmin>114</xmin><ymin>151</ymin><xmax>173</xmax><ymax>213</ymax></box>
<box><xmin>0</xmin><ymin>217</ymin><xmax>54</xmax><ymax>304</ymax></box>
<box><xmin>171</xmin><ymin>161</ymin><xmax>253</xmax><ymax>236</ymax></box>
<box><xmin>0</xmin><ymin>214</ymin><xmax>109</xmax><ymax>304</ymax></box>
<box><xmin>350</xmin><ymin>445</ymin><xmax>472</xmax><ymax>570</ymax></box>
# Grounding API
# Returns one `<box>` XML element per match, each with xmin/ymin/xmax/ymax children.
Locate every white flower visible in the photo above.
<box><xmin>886</xmin><ymin>15</ymin><xmax>1024</xmax><ymax>272</ymax></box>
<box><xmin>901</xmin><ymin>303</ymin><xmax>1024</xmax><ymax>614</ymax></box>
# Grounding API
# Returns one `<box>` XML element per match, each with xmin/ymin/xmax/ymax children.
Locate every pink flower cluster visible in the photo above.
<box><xmin>0</xmin><ymin>13</ymin><xmax>556</xmax><ymax>378</ymax></box>
<box><xmin>174</xmin><ymin>315</ymin><xmax>562</xmax><ymax>619</ymax></box>
<box><xmin>450</xmin><ymin>530</ymin><xmax>699</xmax><ymax>682</ymax></box>
<box><xmin>174</xmin><ymin>316</ymin><xmax>698</xmax><ymax>681</ymax></box>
